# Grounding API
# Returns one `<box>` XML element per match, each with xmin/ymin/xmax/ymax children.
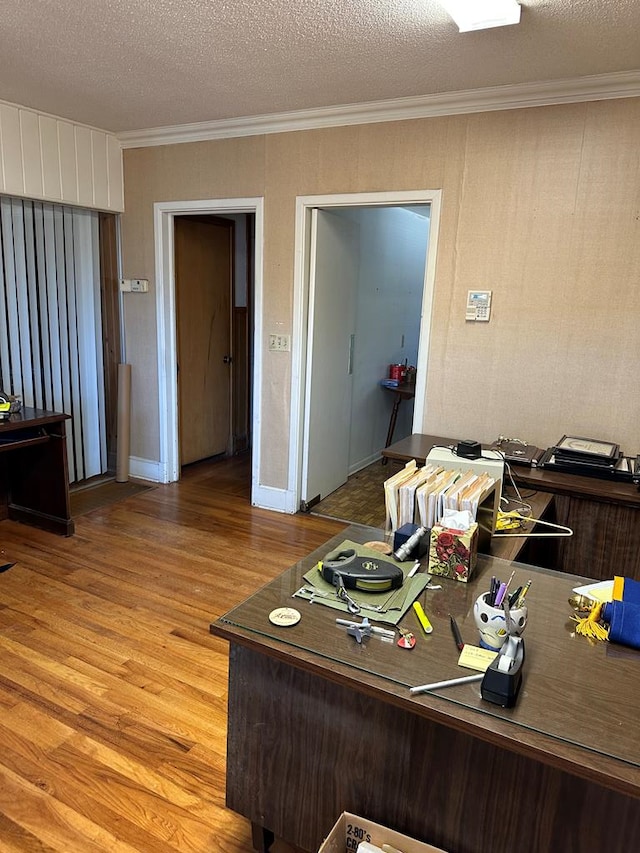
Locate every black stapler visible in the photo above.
<box><xmin>481</xmin><ymin>634</ymin><xmax>525</xmax><ymax>708</ymax></box>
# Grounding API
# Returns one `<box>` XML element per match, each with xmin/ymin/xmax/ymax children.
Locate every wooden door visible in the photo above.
<box><xmin>175</xmin><ymin>217</ymin><xmax>233</xmax><ymax>466</ymax></box>
<box><xmin>301</xmin><ymin>209</ymin><xmax>359</xmax><ymax>506</ymax></box>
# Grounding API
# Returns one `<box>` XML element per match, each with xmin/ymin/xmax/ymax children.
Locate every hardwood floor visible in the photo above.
<box><xmin>0</xmin><ymin>455</ymin><xmax>346</xmax><ymax>852</ymax></box>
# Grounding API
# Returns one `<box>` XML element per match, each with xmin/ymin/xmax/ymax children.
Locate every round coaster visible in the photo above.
<box><xmin>268</xmin><ymin>607</ymin><xmax>301</xmax><ymax>627</ymax></box>
<box><xmin>364</xmin><ymin>540</ymin><xmax>393</xmax><ymax>555</ymax></box>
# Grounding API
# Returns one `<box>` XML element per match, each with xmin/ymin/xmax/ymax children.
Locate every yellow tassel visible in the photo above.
<box><xmin>571</xmin><ymin>602</ymin><xmax>609</xmax><ymax>641</ymax></box>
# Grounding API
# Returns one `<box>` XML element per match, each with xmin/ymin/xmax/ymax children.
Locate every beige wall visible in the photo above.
<box><xmin>121</xmin><ymin>97</ymin><xmax>640</xmax><ymax>488</ymax></box>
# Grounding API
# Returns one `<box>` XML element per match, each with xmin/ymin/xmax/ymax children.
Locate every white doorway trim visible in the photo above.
<box><xmin>153</xmin><ymin>197</ymin><xmax>264</xmax><ymax>501</ymax></box>
<box><xmin>289</xmin><ymin>189</ymin><xmax>442</xmax><ymax>510</ymax></box>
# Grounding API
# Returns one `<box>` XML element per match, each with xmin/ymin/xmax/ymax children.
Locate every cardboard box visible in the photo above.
<box><xmin>427</xmin><ymin>523</ymin><xmax>478</xmax><ymax>582</ymax></box>
<box><xmin>318</xmin><ymin>812</ymin><xmax>447</xmax><ymax>853</ymax></box>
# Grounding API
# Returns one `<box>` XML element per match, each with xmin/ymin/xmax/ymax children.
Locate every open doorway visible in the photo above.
<box><xmin>290</xmin><ymin>190</ymin><xmax>442</xmax><ymax>512</ymax></box>
<box><xmin>154</xmin><ymin>198</ymin><xmax>262</xmax><ymax>492</ymax></box>
<box><xmin>174</xmin><ymin>214</ymin><xmax>253</xmax><ymax>467</ymax></box>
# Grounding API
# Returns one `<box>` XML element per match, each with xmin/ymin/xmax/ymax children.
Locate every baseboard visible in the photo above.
<box><xmin>252</xmin><ymin>483</ymin><xmax>297</xmax><ymax>514</ymax></box>
<box><xmin>349</xmin><ymin>452</ymin><xmax>382</xmax><ymax>476</ymax></box>
<box><xmin>129</xmin><ymin>456</ymin><xmax>167</xmax><ymax>483</ymax></box>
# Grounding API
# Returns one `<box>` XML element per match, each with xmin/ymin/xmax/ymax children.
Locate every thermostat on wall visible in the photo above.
<box><xmin>466</xmin><ymin>290</ymin><xmax>492</xmax><ymax>322</ymax></box>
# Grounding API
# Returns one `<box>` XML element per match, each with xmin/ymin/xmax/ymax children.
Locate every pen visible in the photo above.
<box><xmin>508</xmin><ymin>586</ymin><xmax>522</xmax><ymax>608</ymax></box>
<box><xmin>449</xmin><ymin>614</ymin><xmax>464</xmax><ymax>651</ymax></box>
<box><xmin>410</xmin><ymin>673</ymin><xmax>483</xmax><ymax>695</ymax></box>
<box><xmin>413</xmin><ymin>601</ymin><xmax>433</xmax><ymax>634</ymax></box>
<box><xmin>489</xmin><ymin>575</ymin><xmax>497</xmax><ymax>605</ymax></box>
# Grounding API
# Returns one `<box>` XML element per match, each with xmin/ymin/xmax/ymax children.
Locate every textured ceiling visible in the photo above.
<box><xmin>1</xmin><ymin>0</ymin><xmax>639</xmax><ymax>133</ymax></box>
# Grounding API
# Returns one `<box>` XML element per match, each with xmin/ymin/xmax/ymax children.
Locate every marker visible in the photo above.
<box><xmin>410</xmin><ymin>673</ymin><xmax>483</xmax><ymax>695</ymax></box>
<box><xmin>413</xmin><ymin>601</ymin><xmax>433</xmax><ymax>634</ymax></box>
<box><xmin>449</xmin><ymin>614</ymin><xmax>464</xmax><ymax>651</ymax></box>
<box><xmin>494</xmin><ymin>581</ymin><xmax>507</xmax><ymax>607</ymax></box>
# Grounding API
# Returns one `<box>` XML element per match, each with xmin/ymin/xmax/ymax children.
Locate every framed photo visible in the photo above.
<box><xmin>555</xmin><ymin>435</ymin><xmax>619</xmax><ymax>461</ymax></box>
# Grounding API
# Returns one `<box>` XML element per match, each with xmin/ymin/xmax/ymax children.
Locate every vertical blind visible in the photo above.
<box><xmin>0</xmin><ymin>195</ymin><xmax>107</xmax><ymax>483</ymax></box>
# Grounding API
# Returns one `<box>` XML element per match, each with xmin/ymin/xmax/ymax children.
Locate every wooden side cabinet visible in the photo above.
<box><xmin>548</xmin><ymin>493</ymin><xmax>640</xmax><ymax>580</ymax></box>
<box><xmin>0</xmin><ymin>408</ymin><xmax>74</xmax><ymax>536</ymax></box>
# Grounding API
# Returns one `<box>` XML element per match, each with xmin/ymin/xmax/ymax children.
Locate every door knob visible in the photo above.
<box><xmin>223</xmin><ymin>355</ymin><xmax>233</xmax><ymax>364</ymax></box>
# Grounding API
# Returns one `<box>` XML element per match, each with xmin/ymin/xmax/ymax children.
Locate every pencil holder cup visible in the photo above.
<box><xmin>473</xmin><ymin>592</ymin><xmax>527</xmax><ymax>651</ymax></box>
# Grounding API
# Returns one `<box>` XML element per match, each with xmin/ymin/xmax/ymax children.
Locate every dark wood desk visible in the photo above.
<box><xmin>382</xmin><ymin>434</ymin><xmax>640</xmax><ymax>580</ymax></box>
<box><xmin>211</xmin><ymin>526</ymin><xmax>640</xmax><ymax>853</ymax></box>
<box><xmin>0</xmin><ymin>408</ymin><xmax>74</xmax><ymax>536</ymax></box>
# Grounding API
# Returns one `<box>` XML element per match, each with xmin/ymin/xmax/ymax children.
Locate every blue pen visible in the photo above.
<box><xmin>494</xmin><ymin>582</ymin><xmax>507</xmax><ymax>607</ymax></box>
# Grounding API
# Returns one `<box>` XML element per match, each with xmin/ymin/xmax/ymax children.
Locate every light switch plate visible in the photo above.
<box><xmin>269</xmin><ymin>334</ymin><xmax>290</xmax><ymax>352</ymax></box>
<box><xmin>120</xmin><ymin>278</ymin><xmax>149</xmax><ymax>293</ymax></box>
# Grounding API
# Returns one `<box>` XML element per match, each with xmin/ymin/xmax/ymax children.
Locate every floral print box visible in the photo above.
<box><xmin>428</xmin><ymin>523</ymin><xmax>478</xmax><ymax>582</ymax></box>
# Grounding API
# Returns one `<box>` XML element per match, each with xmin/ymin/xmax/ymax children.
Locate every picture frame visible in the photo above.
<box><xmin>555</xmin><ymin>435</ymin><xmax>619</xmax><ymax>461</ymax></box>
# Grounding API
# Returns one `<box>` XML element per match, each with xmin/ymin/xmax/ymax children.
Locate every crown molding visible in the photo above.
<box><xmin>117</xmin><ymin>71</ymin><xmax>640</xmax><ymax>149</ymax></box>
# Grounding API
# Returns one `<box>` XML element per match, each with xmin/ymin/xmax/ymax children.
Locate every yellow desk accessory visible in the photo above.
<box><xmin>413</xmin><ymin>601</ymin><xmax>433</xmax><ymax>634</ymax></box>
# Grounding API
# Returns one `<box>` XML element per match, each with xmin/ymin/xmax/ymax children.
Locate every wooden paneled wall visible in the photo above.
<box><xmin>0</xmin><ymin>100</ymin><xmax>123</xmax><ymax>212</ymax></box>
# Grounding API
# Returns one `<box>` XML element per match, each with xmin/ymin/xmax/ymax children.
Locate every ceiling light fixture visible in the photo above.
<box><xmin>438</xmin><ymin>1</ymin><xmax>521</xmax><ymax>33</ymax></box>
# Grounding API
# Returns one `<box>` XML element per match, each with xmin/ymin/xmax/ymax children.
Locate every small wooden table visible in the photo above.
<box><xmin>0</xmin><ymin>407</ymin><xmax>74</xmax><ymax>536</ymax></box>
<box><xmin>210</xmin><ymin>525</ymin><xmax>640</xmax><ymax>853</ymax></box>
<box><xmin>381</xmin><ymin>380</ymin><xmax>415</xmax><ymax>459</ymax></box>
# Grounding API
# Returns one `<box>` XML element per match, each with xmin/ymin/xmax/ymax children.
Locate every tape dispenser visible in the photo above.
<box><xmin>481</xmin><ymin>634</ymin><xmax>525</xmax><ymax>708</ymax></box>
